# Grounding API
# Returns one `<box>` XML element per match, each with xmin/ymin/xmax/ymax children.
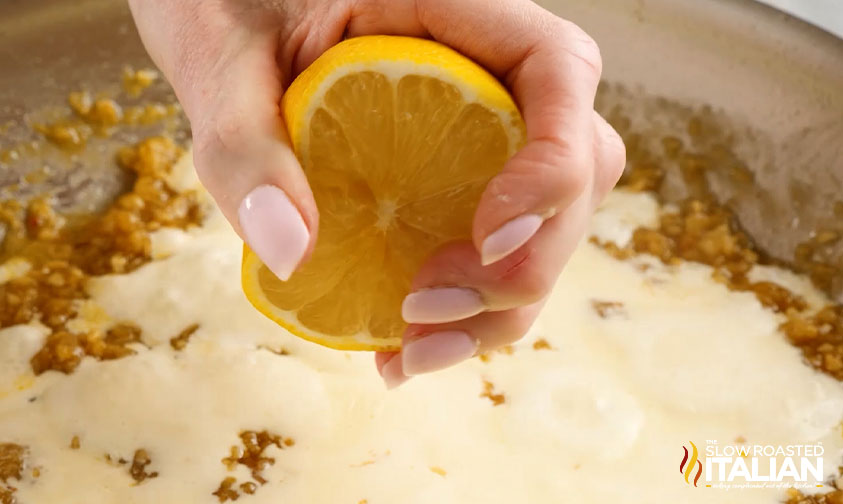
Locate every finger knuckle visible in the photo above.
<box><xmin>352</xmin><ymin>0</ymin><xmax>384</xmax><ymax>16</ymax></box>
<box><xmin>504</xmin><ymin>308</ymin><xmax>539</xmax><ymax>339</ymax></box>
<box><xmin>503</xmin><ymin>260</ymin><xmax>554</xmax><ymax>306</ymax></box>
<box><xmin>556</xmin><ymin>164</ymin><xmax>591</xmax><ymax>204</ymax></box>
<box><xmin>506</xmin><ymin>139</ymin><xmax>592</xmax><ymax>208</ymax></box>
<box><xmin>557</xmin><ymin>20</ymin><xmax>603</xmax><ymax>78</ymax></box>
<box><xmin>210</xmin><ymin>106</ymin><xmax>256</xmax><ymax>154</ymax></box>
<box><xmin>190</xmin><ymin>132</ymin><xmax>217</xmax><ymax>178</ymax></box>
<box><xmin>598</xmin><ymin>124</ymin><xmax>627</xmax><ymax>188</ymax></box>
<box><xmin>495</xmin><ymin>325</ymin><xmax>531</xmax><ymax>347</ymax></box>
<box><xmin>412</xmin><ymin>243</ymin><xmax>478</xmax><ymax>289</ymax></box>
<box><xmin>480</xmin><ymin>308</ymin><xmax>540</xmax><ymax>350</ymax></box>
<box><xmin>192</xmin><ymin>105</ymin><xmax>256</xmax><ymax>171</ymax></box>
<box><xmin>520</xmin><ymin>273</ymin><xmax>554</xmax><ymax>305</ymax></box>
<box><xmin>539</xmin><ymin>138</ymin><xmax>592</xmax><ymax>201</ymax></box>
<box><xmin>606</xmin><ymin>137</ymin><xmax>627</xmax><ymax>183</ymax></box>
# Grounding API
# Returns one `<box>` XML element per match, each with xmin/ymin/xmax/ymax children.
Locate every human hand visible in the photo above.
<box><xmin>128</xmin><ymin>0</ymin><xmax>625</xmax><ymax>387</ymax></box>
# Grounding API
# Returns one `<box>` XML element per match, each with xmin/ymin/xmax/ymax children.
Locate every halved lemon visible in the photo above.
<box><xmin>241</xmin><ymin>36</ymin><xmax>525</xmax><ymax>351</ymax></box>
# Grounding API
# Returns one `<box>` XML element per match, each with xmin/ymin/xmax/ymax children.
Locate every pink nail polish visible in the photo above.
<box><xmin>402</xmin><ymin>288</ymin><xmax>485</xmax><ymax>324</ymax></box>
<box><xmin>238</xmin><ymin>185</ymin><xmax>309</xmax><ymax>281</ymax></box>
<box><xmin>381</xmin><ymin>354</ymin><xmax>411</xmax><ymax>390</ymax></box>
<box><xmin>402</xmin><ymin>331</ymin><xmax>478</xmax><ymax>376</ymax></box>
<box><xmin>480</xmin><ymin>214</ymin><xmax>543</xmax><ymax>266</ymax></box>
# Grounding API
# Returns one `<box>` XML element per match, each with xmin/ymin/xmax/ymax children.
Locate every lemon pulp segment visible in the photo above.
<box><xmin>242</xmin><ymin>36</ymin><xmax>525</xmax><ymax>350</ymax></box>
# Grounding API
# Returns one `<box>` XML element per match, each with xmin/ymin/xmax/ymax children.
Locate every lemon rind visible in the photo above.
<box><xmin>282</xmin><ymin>36</ymin><xmax>525</xmax><ymax>156</ymax></box>
<box><xmin>242</xmin><ymin>245</ymin><xmax>403</xmax><ymax>352</ymax></box>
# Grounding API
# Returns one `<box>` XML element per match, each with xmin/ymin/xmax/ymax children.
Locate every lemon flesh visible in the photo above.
<box><xmin>242</xmin><ymin>36</ymin><xmax>525</xmax><ymax>351</ymax></box>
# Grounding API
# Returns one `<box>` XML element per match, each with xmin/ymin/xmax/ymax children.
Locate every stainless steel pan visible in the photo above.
<box><xmin>1</xmin><ymin>0</ymin><xmax>841</xmax><ymax>295</ymax></box>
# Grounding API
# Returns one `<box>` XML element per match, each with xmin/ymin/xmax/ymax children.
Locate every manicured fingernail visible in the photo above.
<box><xmin>402</xmin><ymin>331</ymin><xmax>478</xmax><ymax>376</ymax></box>
<box><xmin>381</xmin><ymin>354</ymin><xmax>411</xmax><ymax>390</ymax></box>
<box><xmin>481</xmin><ymin>214</ymin><xmax>543</xmax><ymax>265</ymax></box>
<box><xmin>238</xmin><ymin>185</ymin><xmax>309</xmax><ymax>281</ymax></box>
<box><xmin>402</xmin><ymin>288</ymin><xmax>485</xmax><ymax>324</ymax></box>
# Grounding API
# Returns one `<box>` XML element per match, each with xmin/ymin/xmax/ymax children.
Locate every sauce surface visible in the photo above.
<box><xmin>0</xmin><ymin>153</ymin><xmax>842</xmax><ymax>503</ymax></box>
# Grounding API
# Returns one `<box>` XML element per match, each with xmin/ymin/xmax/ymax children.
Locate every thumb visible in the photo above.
<box><xmin>187</xmin><ymin>34</ymin><xmax>319</xmax><ymax>281</ymax></box>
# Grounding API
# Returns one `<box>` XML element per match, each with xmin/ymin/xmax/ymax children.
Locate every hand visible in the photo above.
<box><xmin>128</xmin><ymin>0</ymin><xmax>626</xmax><ymax>387</ymax></box>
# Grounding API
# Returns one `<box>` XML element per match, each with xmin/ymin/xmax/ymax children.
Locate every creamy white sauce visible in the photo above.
<box><xmin>1</xmin><ymin>154</ymin><xmax>842</xmax><ymax>503</ymax></box>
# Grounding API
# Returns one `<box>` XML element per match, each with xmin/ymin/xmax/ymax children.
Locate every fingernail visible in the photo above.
<box><xmin>381</xmin><ymin>354</ymin><xmax>411</xmax><ymax>390</ymax></box>
<box><xmin>402</xmin><ymin>331</ymin><xmax>478</xmax><ymax>376</ymax></box>
<box><xmin>402</xmin><ymin>288</ymin><xmax>485</xmax><ymax>324</ymax></box>
<box><xmin>238</xmin><ymin>185</ymin><xmax>309</xmax><ymax>281</ymax></box>
<box><xmin>480</xmin><ymin>214</ymin><xmax>543</xmax><ymax>266</ymax></box>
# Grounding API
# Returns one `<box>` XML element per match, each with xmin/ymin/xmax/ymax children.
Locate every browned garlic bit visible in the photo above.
<box><xmin>591</xmin><ymin>300</ymin><xmax>626</xmax><ymax>319</ymax></box>
<box><xmin>129</xmin><ymin>449</ymin><xmax>158</xmax><ymax>484</ymax></box>
<box><xmin>0</xmin><ymin>444</ymin><xmax>26</xmax><ymax>504</ymax></box>
<box><xmin>480</xmin><ymin>380</ymin><xmax>505</xmax><ymax>406</ymax></box>
<box><xmin>1</xmin><ymin>136</ymin><xmax>203</xmax><ymax>375</ymax></box>
<box><xmin>169</xmin><ymin>323</ymin><xmax>200</xmax><ymax>351</ymax></box>
<box><xmin>215</xmin><ymin>431</ymin><xmax>295</xmax><ymax>502</ymax></box>
<box><xmin>122</xmin><ymin>67</ymin><xmax>159</xmax><ymax>98</ymax></box>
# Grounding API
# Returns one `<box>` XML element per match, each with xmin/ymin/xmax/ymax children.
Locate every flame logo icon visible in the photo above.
<box><xmin>679</xmin><ymin>441</ymin><xmax>703</xmax><ymax>487</ymax></box>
